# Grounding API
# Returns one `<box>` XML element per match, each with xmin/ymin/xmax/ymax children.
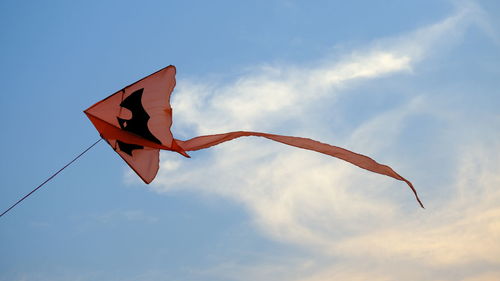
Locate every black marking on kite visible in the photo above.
<box><xmin>116</xmin><ymin>141</ymin><xmax>143</xmax><ymax>156</ymax></box>
<box><xmin>116</xmin><ymin>88</ymin><xmax>161</xmax><ymax>156</ymax></box>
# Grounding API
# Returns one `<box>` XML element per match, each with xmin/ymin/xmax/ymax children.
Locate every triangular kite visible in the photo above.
<box><xmin>84</xmin><ymin>65</ymin><xmax>424</xmax><ymax>208</ymax></box>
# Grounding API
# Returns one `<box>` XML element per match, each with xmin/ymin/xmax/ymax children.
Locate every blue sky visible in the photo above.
<box><xmin>1</xmin><ymin>0</ymin><xmax>499</xmax><ymax>280</ymax></box>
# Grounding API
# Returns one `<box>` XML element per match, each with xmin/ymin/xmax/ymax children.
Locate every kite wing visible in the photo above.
<box><xmin>84</xmin><ymin>65</ymin><xmax>188</xmax><ymax>183</ymax></box>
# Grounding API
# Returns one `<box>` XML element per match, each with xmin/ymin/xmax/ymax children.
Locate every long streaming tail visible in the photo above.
<box><xmin>175</xmin><ymin>131</ymin><xmax>424</xmax><ymax>208</ymax></box>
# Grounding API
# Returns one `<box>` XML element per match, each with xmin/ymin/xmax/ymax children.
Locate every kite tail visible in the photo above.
<box><xmin>175</xmin><ymin>131</ymin><xmax>424</xmax><ymax>208</ymax></box>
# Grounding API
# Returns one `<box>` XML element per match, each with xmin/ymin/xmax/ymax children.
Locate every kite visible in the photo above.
<box><xmin>0</xmin><ymin>65</ymin><xmax>423</xmax><ymax>218</ymax></box>
<box><xmin>84</xmin><ymin>65</ymin><xmax>424</xmax><ymax>208</ymax></box>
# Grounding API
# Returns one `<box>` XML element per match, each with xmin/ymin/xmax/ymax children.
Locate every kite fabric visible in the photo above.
<box><xmin>84</xmin><ymin>65</ymin><xmax>424</xmax><ymax>208</ymax></box>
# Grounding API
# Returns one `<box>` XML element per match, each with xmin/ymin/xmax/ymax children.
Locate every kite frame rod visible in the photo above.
<box><xmin>0</xmin><ymin>138</ymin><xmax>102</xmax><ymax>218</ymax></box>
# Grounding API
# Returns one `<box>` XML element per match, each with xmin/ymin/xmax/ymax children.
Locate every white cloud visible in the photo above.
<box><xmin>332</xmin><ymin>141</ymin><xmax>500</xmax><ymax>264</ymax></box>
<box><xmin>147</xmin><ymin>2</ymin><xmax>500</xmax><ymax>281</ymax></box>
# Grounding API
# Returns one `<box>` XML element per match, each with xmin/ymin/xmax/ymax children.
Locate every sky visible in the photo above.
<box><xmin>0</xmin><ymin>0</ymin><xmax>499</xmax><ymax>280</ymax></box>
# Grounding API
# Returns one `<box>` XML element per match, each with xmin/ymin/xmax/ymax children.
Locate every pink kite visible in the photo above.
<box><xmin>84</xmin><ymin>65</ymin><xmax>424</xmax><ymax>208</ymax></box>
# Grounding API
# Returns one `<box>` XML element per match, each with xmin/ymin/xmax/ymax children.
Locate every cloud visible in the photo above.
<box><xmin>146</xmin><ymin>2</ymin><xmax>500</xmax><ymax>281</ymax></box>
<box><xmin>331</xmin><ymin>141</ymin><xmax>500</xmax><ymax>270</ymax></box>
<box><xmin>169</xmin><ymin>1</ymin><xmax>484</xmax><ymax>138</ymax></box>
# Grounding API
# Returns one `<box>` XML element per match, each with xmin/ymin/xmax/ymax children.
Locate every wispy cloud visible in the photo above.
<box><xmin>145</xmin><ymin>2</ymin><xmax>500</xmax><ymax>281</ymax></box>
<box><xmin>168</xmin><ymin>1</ymin><xmax>481</xmax><ymax>137</ymax></box>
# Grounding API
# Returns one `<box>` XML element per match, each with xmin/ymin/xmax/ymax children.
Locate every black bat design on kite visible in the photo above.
<box><xmin>116</xmin><ymin>88</ymin><xmax>161</xmax><ymax>155</ymax></box>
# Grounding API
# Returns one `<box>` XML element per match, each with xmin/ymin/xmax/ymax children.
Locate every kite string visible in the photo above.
<box><xmin>0</xmin><ymin>138</ymin><xmax>102</xmax><ymax>218</ymax></box>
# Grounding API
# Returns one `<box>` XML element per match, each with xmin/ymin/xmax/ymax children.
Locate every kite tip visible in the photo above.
<box><xmin>400</xmin><ymin>178</ymin><xmax>425</xmax><ymax>209</ymax></box>
<box><xmin>412</xmin><ymin>188</ymin><xmax>425</xmax><ymax>209</ymax></box>
<box><xmin>171</xmin><ymin>140</ymin><xmax>190</xmax><ymax>158</ymax></box>
<box><xmin>419</xmin><ymin>201</ymin><xmax>425</xmax><ymax>209</ymax></box>
<box><xmin>178</xmin><ymin>150</ymin><xmax>191</xmax><ymax>158</ymax></box>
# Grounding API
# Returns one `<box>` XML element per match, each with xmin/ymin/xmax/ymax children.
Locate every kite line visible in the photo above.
<box><xmin>0</xmin><ymin>138</ymin><xmax>102</xmax><ymax>218</ymax></box>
